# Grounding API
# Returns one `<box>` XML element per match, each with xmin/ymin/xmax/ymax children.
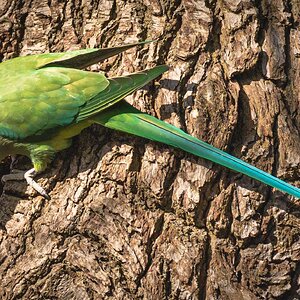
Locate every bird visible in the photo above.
<box><xmin>0</xmin><ymin>41</ymin><xmax>299</xmax><ymax>199</ymax></box>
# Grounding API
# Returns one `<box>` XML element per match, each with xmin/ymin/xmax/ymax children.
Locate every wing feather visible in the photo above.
<box><xmin>0</xmin><ymin>67</ymin><xmax>109</xmax><ymax>139</ymax></box>
<box><xmin>77</xmin><ymin>65</ymin><xmax>169</xmax><ymax>121</ymax></box>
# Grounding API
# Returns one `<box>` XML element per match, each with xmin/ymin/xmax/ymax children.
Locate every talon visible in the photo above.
<box><xmin>40</xmin><ymin>190</ymin><xmax>50</xmax><ymax>200</ymax></box>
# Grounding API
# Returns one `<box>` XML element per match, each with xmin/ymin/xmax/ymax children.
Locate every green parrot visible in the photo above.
<box><xmin>0</xmin><ymin>41</ymin><xmax>299</xmax><ymax>199</ymax></box>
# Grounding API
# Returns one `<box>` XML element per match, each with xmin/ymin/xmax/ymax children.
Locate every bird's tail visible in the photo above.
<box><xmin>92</xmin><ymin>101</ymin><xmax>300</xmax><ymax>198</ymax></box>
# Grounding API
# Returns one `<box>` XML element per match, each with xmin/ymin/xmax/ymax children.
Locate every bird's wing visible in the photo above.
<box><xmin>0</xmin><ymin>65</ymin><xmax>168</xmax><ymax>140</ymax></box>
<box><xmin>0</xmin><ymin>41</ymin><xmax>165</xmax><ymax>141</ymax></box>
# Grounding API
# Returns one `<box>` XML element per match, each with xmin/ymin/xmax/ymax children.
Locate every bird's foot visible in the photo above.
<box><xmin>24</xmin><ymin>168</ymin><xmax>50</xmax><ymax>200</ymax></box>
<box><xmin>2</xmin><ymin>168</ymin><xmax>50</xmax><ymax>199</ymax></box>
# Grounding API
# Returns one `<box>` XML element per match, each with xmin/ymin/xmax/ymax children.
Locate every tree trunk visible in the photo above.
<box><xmin>0</xmin><ymin>0</ymin><xmax>299</xmax><ymax>299</ymax></box>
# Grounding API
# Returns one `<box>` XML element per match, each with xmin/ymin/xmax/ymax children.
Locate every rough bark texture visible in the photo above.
<box><xmin>0</xmin><ymin>0</ymin><xmax>299</xmax><ymax>299</ymax></box>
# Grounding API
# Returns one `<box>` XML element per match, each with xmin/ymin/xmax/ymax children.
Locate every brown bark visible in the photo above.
<box><xmin>0</xmin><ymin>0</ymin><xmax>299</xmax><ymax>299</ymax></box>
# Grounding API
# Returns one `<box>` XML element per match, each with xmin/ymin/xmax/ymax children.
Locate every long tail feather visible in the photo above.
<box><xmin>93</xmin><ymin>101</ymin><xmax>300</xmax><ymax>198</ymax></box>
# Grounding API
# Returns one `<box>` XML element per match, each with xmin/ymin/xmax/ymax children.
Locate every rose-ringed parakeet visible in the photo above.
<box><xmin>0</xmin><ymin>41</ymin><xmax>299</xmax><ymax>199</ymax></box>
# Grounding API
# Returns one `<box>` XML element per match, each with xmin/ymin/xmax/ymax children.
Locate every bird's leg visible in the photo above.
<box><xmin>24</xmin><ymin>168</ymin><xmax>50</xmax><ymax>199</ymax></box>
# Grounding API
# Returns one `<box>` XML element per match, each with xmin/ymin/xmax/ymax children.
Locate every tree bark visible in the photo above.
<box><xmin>0</xmin><ymin>0</ymin><xmax>299</xmax><ymax>299</ymax></box>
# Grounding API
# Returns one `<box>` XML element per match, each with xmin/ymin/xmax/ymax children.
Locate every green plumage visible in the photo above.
<box><xmin>0</xmin><ymin>41</ymin><xmax>299</xmax><ymax>199</ymax></box>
